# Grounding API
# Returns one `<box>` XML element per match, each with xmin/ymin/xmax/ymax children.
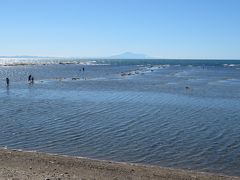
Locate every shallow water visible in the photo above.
<box><xmin>0</xmin><ymin>59</ymin><xmax>240</xmax><ymax>176</ymax></box>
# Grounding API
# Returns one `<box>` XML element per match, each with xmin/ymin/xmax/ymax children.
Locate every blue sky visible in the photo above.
<box><xmin>0</xmin><ymin>0</ymin><xmax>240</xmax><ymax>59</ymax></box>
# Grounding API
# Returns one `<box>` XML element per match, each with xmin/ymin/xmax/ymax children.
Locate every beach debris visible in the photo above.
<box><xmin>120</xmin><ymin>65</ymin><xmax>163</xmax><ymax>78</ymax></box>
<box><xmin>121</xmin><ymin>72</ymin><xmax>127</xmax><ymax>76</ymax></box>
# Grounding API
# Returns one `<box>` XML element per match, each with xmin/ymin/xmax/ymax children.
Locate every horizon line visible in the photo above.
<box><xmin>0</xmin><ymin>55</ymin><xmax>240</xmax><ymax>61</ymax></box>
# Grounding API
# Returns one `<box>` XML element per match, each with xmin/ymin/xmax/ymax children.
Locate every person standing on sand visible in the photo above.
<box><xmin>31</xmin><ymin>76</ymin><xmax>34</xmax><ymax>84</ymax></box>
<box><xmin>6</xmin><ymin>78</ymin><xmax>9</xmax><ymax>86</ymax></box>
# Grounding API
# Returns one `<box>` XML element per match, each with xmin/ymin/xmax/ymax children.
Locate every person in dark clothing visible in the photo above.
<box><xmin>31</xmin><ymin>76</ymin><xmax>34</xmax><ymax>84</ymax></box>
<box><xmin>28</xmin><ymin>75</ymin><xmax>32</xmax><ymax>82</ymax></box>
<box><xmin>6</xmin><ymin>78</ymin><xmax>9</xmax><ymax>86</ymax></box>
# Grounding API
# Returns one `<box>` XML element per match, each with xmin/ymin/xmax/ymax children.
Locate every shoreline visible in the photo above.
<box><xmin>0</xmin><ymin>148</ymin><xmax>239</xmax><ymax>180</ymax></box>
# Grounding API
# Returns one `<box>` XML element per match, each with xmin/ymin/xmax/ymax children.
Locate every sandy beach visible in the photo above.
<box><xmin>0</xmin><ymin>149</ymin><xmax>239</xmax><ymax>180</ymax></box>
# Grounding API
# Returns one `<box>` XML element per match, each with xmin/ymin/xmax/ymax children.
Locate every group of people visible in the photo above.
<box><xmin>5</xmin><ymin>74</ymin><xmax>34</xmax><ymax>86</ymax></box>
<box><xmin>5</xmin><ymin>66</ymin><xmax>86</xmax><ymax>86</ymax></box>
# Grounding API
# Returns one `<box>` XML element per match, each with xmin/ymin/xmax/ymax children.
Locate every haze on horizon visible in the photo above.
<box><xmin>0</xmin><ymin>0</ymin><xmax>240</xmax><ymax>59</ymax></box>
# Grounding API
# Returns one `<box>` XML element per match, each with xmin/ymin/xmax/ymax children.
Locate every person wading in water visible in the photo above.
<box><xmin>28</xmin><ymin>75</ymin><xmax>32</xmax><ymax>82</ymax></box>
<box><xmin>6</xmin><ymin>78</ymin><xmax>9</xmax><ymax>86</ymax></box>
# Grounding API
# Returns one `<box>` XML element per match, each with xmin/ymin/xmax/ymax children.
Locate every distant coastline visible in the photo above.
<box><xmin>0</xmin><ymin>57</ymin><xmax>239</xmax><ymax>67</ymax></box>
<box><xmin>1</xmin><ymin>52</ymin><xmax>240</xmax><ymax>61</ymax></box>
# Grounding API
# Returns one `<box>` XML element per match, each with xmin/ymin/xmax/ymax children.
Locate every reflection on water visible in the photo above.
<box><xmin>0</xmin><ymin>59</ymin><xmax>240</xmax><ymax>176</ymax></box>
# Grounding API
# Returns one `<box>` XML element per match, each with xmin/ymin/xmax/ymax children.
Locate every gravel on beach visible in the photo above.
<box><xmin>0</xmin><ymin>149</ymin><xmax>239</xmax><ymax>180</ymax></box>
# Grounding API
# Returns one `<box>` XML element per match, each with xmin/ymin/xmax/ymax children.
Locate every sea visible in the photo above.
<box><xmin>0</xmin><ymin>58</ymin><xmax>240</xmax><ymax>176</ymax></box>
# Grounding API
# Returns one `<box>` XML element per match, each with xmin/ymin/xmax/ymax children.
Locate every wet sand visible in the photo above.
<box><xmin>0</xmin><ymin>149</ymin><xmax>239</xmax><ymax>180</ymax></box>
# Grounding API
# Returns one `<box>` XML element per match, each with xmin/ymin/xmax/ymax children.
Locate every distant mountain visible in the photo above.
<box><xmin>109</xmin><ymin>52</ymin><xmax>152</xmax><ymax>59</ymax></box>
